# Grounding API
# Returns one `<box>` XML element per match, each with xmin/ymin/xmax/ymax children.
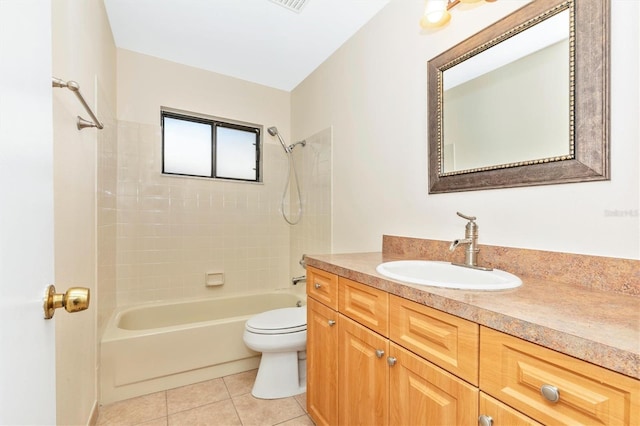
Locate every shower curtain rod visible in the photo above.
<box><xmin>52</xmin><ymin>77</ymin><xmax>104</xmax><ymax>130</ymax></box>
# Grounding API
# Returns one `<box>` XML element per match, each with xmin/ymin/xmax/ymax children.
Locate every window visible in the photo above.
<box><xmin>161</xmin><ymin>109</ymin><xmax>261</xmax><ymax>182</ymax></box>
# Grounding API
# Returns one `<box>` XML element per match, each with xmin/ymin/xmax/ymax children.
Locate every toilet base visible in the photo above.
<box><xmin>251</xmin><ymin>351</ymin><xmax>306</xmax><ymax>399</ymax></box>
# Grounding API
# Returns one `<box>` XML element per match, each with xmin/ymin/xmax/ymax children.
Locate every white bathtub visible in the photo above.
<box><xmin>100</xmin><ymin>291</ymin><xmax>304</xmax><ymax>404</ymax></box>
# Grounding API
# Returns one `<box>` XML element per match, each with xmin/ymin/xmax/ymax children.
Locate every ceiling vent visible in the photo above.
<box><xmin>269</xmin><ymin>0</ymin><xmax>309</xmax><ymax>13</ymax></box>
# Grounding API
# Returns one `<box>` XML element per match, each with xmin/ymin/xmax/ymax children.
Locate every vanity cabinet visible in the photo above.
<box><xmin>307</xmin><ymin>266</ymin><xmax>640</xmax><ymax>425</ymax></box>
<box><xmin>307</xmin><ymin>267</ymin><xmax>478</xmax><ymax>425</ymax></box>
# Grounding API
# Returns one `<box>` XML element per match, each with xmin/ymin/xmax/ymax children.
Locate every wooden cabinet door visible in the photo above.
<box><xmin>479</xmin><ymin>392</ymin><xmax>542</xmax><ymax>426</ymax></box>
<box><xmin>389</xmin><ymin>342</ymin><xmax>478</xmax><ymax>426</ymax></box>
<box><xmin>339</xmin><ymin>315</ymin><xmax>389</xmax><ymax>426</ymax></box>
<box><xmin>307</xmin><ymin>298</ymin><xmax>338</xmax><ymax>426</ymax></box>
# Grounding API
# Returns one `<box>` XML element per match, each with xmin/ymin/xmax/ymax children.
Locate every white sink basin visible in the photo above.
<box><xmin>376</xmin><ymin>260</ymin><xmax>522</xmax><ymax>291</ymax></box>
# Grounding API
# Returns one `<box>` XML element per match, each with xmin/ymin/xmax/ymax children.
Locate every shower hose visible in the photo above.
<box><xmin>281</xmin><ymin>150</ymin><xmax>303</xmax><ymax>225</ymax></box>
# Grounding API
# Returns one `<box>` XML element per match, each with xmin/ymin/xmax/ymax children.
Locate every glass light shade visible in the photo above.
<box><xmin>421</xmin><ymin>0</ymin><xmax>451</xmax><ymax>28</ymax></box>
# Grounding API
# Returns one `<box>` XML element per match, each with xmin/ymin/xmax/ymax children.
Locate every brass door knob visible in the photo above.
<box><xmin>43</xmin><ymin>285</ymin><xmax>90</xmax><ymax>319</ymax></box>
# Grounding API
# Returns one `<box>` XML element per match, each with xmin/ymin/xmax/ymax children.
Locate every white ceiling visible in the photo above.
<box><xmin>104</xmin><ymin>0</ymin><xmax>390</xmax><ymax>91</ymax></box>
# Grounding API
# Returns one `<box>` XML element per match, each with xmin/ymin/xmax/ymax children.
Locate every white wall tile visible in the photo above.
<box><xmin>115</xmin><ymin>121</ymin><xmax>304</xmax><ymax>305</ymax></box>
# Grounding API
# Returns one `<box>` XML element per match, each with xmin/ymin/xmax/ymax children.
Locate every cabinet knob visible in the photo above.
<box><xmin>478</xmin><ymin>415</ymin><xmax>493</xmax><ymax>426</ymax></box>
<box><xmin>540</xmin><ymin>384</ymin><xmax>560</xmax><ymax>403</ymax></box>
<box><xmin>314</xmin><ymin>283</ymin><xmax>321</xmax><ymax>289</ymax></box>
<box><xmin>387</xmin><ymin>356</ymin><xmax>397</xmax><ymax>366</ymax></box>
<box><xmin>328</xmin><ymin>319</ymin><xmax>336</xmax><ymax>326</ymax></box>
<box><xmin>375</xmin><ymin>349</ymin><xmax>385</xmax><ymax>358</ymax></box>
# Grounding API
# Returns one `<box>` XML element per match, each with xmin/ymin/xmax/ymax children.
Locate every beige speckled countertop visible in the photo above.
<box><xmin>305</xmin><ymin>238</ymin><xmax>640</xmax><ymax>380</ymax></box>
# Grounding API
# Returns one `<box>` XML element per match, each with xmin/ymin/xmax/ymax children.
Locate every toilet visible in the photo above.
<box><xmin>243</xmin><ymin>306</ymin><xmax>307</xmax><ymax>399</ymax></box>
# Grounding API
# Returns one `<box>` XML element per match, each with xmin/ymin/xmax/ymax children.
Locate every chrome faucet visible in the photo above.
<box><xmin>292</xmin><ymin>275</ymin><xmax>306</xmax><ymax>285</ymax></box>
<box><xmin>450</xmin><ymin>212</ymin><xmax>492</xmax><ymax>271</ymax></box>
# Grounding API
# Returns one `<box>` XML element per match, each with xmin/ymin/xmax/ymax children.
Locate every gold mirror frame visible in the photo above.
<box><xmin>428</xmin><ymin>0</ymin><xmax>609</xmax><ymax>193</ymax></box>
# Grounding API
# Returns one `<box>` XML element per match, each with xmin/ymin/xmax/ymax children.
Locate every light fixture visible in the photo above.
<box><xmin>420</xmin><ymin>0</ymin><xmax>497</xmax><ymax>29</ymax></box>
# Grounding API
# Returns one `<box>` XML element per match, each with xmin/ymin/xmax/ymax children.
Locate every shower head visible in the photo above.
<box><xmin>267</xmin><ymin>126</ymin><xmax>291</xmax><ymax>153</ymax></box>
<box><xmin>288</xmin><ymin>140</ymin><xmax>306</xmax><ymax>151</ymax></box>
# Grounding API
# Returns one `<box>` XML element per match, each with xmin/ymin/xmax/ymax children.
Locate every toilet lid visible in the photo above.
<box><xmin>246</xmin><ymin>307</ymin><xmax>307</xmax><ymax>334</ymax></box>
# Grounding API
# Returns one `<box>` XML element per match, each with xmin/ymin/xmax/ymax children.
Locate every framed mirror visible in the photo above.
<box><xmin>428</xmin><ymin>0</ymin><xmax>609</xmax><ymax>193</ymax></box>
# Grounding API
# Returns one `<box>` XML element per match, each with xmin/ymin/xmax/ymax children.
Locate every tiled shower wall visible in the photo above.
<box><xmin>290</xmin><ymin>127</ymin><xmax>333</xmax><ymax>277</ymax></box>
<box><xmin>115</xmin><ymin>121</ymin><xmax>297</xmax><ymax>306</ymax></box>
<box><xmin>97</xmin><ymin>87</ymin><xmax>118</xmax><ymax>335</ymax></box>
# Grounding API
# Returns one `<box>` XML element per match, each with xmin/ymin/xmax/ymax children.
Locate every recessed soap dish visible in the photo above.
<box><xmin>205</xmin><ymin>272</ymin><xmax>224</xmax><ymax>287</ymax></box>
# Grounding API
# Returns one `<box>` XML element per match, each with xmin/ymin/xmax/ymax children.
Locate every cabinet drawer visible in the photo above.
<box><xmin>479</xmin><ymin>392</ymin><xmax>542</xmax><ymax>426</ymax></box>
<box><xmin>307</xmin><ymin>266</ymin><xmax>338</xmax><ymax>310</ymax></box>
<box><xmin>339</xmin><ymin>277</ymin><xmax>389</xmax><ymax>337</ymax></box>
<box><xmin>480</xmin><ymin>326</ymin><xmax>640</xmax><ymax>425</ymax></box>
<box><xmin>389</xmin><ymin>295</ymin><xmax>479</xmax><ymax>385</ymax></box>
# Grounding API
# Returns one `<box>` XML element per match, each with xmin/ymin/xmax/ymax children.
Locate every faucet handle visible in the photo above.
<box><xmin>456</xmin><ymin>212</ymin><xmax>476</xmax><ymax>222</ymax></box>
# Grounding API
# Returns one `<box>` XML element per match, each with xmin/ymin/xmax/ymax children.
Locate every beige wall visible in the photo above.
<box><xmin>115</xmin><ymin>51</ymin><xmax>298</xmax><ymax>305</ymax></box>
<box><xmin>52</xmin><ymin>0</ymin><xmax>117</xmax><ymax>424</ymax></box>
<box><xmin>117</xmin><ymin>49</ymin><xmax>291</xmax><ymax>128</ymax></box>
<box><xmin>292</xmin><ymin>0</ymin><xmax>640</xmax><ymax>259</ymax></box>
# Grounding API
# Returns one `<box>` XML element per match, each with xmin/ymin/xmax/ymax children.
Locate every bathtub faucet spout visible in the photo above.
<box><xmin>292</xmin><ymin>275</ymin><xmax>306</xmax><ymax>285</ymax></box>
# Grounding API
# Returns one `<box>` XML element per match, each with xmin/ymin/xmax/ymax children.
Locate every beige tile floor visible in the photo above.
<box><xmin>97</xmin><ymin>369</ymin><xmax>314</xmax><ymax>426</ymax></box>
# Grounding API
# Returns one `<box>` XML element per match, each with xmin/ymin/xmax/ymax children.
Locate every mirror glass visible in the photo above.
<box><xmin>428</xmin><ymin>0</ymin><xmax>610</xmax><ymax>193</ymax></box>
<box><xmin>442</xmin><ymin>10</ymin><xmax>570</xmax><ymax>174</ymax></box>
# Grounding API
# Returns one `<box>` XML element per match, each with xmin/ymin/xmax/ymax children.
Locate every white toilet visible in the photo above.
<box><xmin>243</xmin><ymin>306</ymin><xmax>307</xmax><ymax>399</ymax></box>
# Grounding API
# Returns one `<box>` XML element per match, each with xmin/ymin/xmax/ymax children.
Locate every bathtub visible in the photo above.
<box><xmin>100</xmin><ymin>291</ymin><xmax>304</xmax><ymax>404</ymax></box>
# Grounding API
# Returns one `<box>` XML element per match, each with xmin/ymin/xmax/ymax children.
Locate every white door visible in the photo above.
<box><xmin>0</xmin><ymin>1</ymin><xmax>57</xmax><ymax>424</ymax></box>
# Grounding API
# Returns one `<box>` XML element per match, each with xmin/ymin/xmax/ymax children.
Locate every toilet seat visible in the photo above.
<box><xmin>246</xmin><ymin>307</ymin><xmax>307</xmax><ymax>335</ymax></box>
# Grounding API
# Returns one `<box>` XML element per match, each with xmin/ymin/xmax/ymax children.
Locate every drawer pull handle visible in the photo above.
<box><xmin>387</xmin><ymin>356</ymin><xmax>397</xmax><ymax>366</ymax></box>
<box><xmin>314</xmin><ymin>283</ymin><xmax>322</xmax><ymax>289</ymax></box>
<box><xmin>328</xmin><ymin>320</ymin><xmax>336</xmax><ymax>326</ymax></box>
<box><xmin>375</xmin><ymin>349</ymin><xmax>385</xmax><ymax>358</ymax></box>
<box><xmin>478</xmin><ymin>415</ymin><xmax>493</xmax><ymax>426</ymax></box>
<box><xmin>541</xmin><ymin>384</ymin><xmax>560</xmax><ymax>403</ymax></box>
